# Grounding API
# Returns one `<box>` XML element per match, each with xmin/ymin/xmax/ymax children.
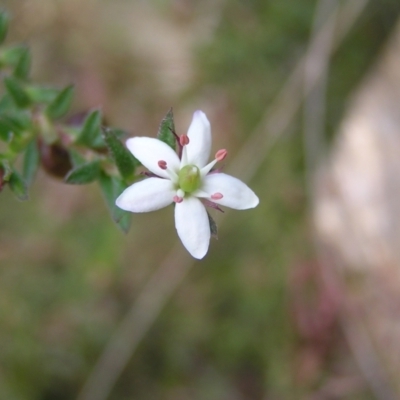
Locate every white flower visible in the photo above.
<box><xmin>116</xmin><ymin>110</ymin><xmax>259</xmax><ymax>259</ymax></box>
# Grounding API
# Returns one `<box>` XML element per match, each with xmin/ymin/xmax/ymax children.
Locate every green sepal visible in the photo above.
<box><xmin>22</xmin><ymin>139</ymin><xmax>39</xmax><ymax>187</ymax></box>
<box><xmin>76</xmin><ymin>110</ymin><xmax>102</xmax><ymax>147</ymax></box>
<box><xmin>64</xmin><ymin>160</ymin><xmax>100</xmax><ymax>184</ymax></box>
<box><xmin>98</xmin><ymin>172</ymin><xmax>131</xmax><ymax>233</ymax></box>
<box><xmin>157</xmin><ymin>108</ymin><xmax>176</xmax><ymax>150</ymax></box>
<box><xmin>13</xmin><ymin>47</ymin><xmax>31</xmax><ymax>81</ymax></box>
<box><xmin>0</xmin><ymin>11</ymin><xmax>9</xmax><ymax>45</ymax></box>
<box><xmin>45</xmin><ymin>84</ymin><xmax>74</xmax><ymax>120</ymax></box>
<box><xmin>207</xmin><ymin>211</ymin><xmax>218</xmax><ymax>239</ymax></box>
<box><xmin>103</xmin><ymin>128</ymin><xmax>138</xmax><ymax>181</ymax></box>
<box><xmin>3</xmin><ymin>76</ymin><xmax>31</xmax><ymax>108</ymax></box>
<box><xmin>9</xmin><ymin>170</ymin><xmax>28</xmax><ymax>201</ymax></box>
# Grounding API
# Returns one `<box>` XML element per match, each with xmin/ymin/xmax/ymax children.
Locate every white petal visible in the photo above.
<box><xmin>185</xmin><ymin>110</ymin><xmax>212</xmax><ymax>168</ymax></box>
<box><xmin>116</xmin><ymin>178</ymin><xmax>175</xmax><ymax>212</ymax></box>
<box><xmin>174</xmin><ymin>197</ymin><xmax>210</xmax><ymax>259</ymax></box>
<box><xmin>126</xmin><ymin>137</ymin><xmax>180</xmax><ymax>178</ymax></box>
<box><xmin>196</xmin><ymin>173</ymin><xmax>259</xmax><ymax>210</ymax></box>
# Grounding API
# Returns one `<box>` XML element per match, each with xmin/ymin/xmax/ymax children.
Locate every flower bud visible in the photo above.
<box><xmin>38</xmin><ymin>139</ymin><xmax>72</xmax><ymax>179</ymax></box>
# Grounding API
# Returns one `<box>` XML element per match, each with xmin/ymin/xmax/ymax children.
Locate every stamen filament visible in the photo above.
<box><xmin>180</xmin><ymin>144</ymin><xmax>188</xmax><ymax>167</ymax></box>
<box><xmin>200</xmin><ymin>159</ymin><xmax>218</xmax><ymax>177</ymax></box>
<box><xmin>200</xmin><ymin>149</ymin><xmax>228</xmax><ymax>176</ymax></box>
<box><xmin>168</xmin><ymin>171</ymin><xmax>179</xmax><ymax>183</ymax></box>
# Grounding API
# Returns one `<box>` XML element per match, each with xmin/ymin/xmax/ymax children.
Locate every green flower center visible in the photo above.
<box><xmin>178</xmin><ymin>165</ymin><xmax>201</xmax><ymax>193</ymax></box>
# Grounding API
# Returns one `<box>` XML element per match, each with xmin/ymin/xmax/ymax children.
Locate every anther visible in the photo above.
<box><xmin>215</xmin><ymin>149</ymin><xmax>227</xmax><ymax>161</ymax></box>
<box><xmin>211</xmin><ymin>192</ymin><xmax>223</xmax><ymax>200</ymax></box>
<box><xmin>179</xmin><ymin>135</ymin><xmax>190</xmax><ymax>147</ymax></box>
<box><xmin>158</xmin><ymin>160</ymin><xmax>167</xmax><ymax>170</ymax></box>
<box><xmin>173</xmin><ymin>195</ymin><xmax>183</xmax><ymax>203</ymax></box>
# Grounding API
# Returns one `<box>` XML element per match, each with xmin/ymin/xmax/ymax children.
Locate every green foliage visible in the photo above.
<box><xmin>76</xmin><ymin>109</ymin><xmax>102</xmax><ymax>147</ymax></box>
<box><xmin>0</xmin><ymin>45</ymin><xmax>28</xmax><ymax>67</ymax></box>
<box><xmin>13</xmin><ymin>47</ymin><xmax>30</xmax><ymax>81</ymax></box>
<box><xmin>4</xmin><ymin>76</ymin><xmax>31</xmax><ymax>107</ymax></box>
<box><xmin>157</xmin><ymin>108</ymin><xmax>176</xmax><ymax>150</ymax></box>
<box><xmin>0</xmin><ymin>10</ymin><xmax>9</xmax><ymax>45</ymax></box>
<box><xmin>0</xmin><ymin>158</ymin><xmax>12</xmax><ymax>180</ymax></box>
<box><xmin>65</xmin><ymin>160</ymin><xmax>101</xmax><ymax>184</ymax></box>
<box><xmin>8</xmin><ymin>169</ymin><xmax>28</xmax><ymax>200</ymax></box>
<box><xmin>103</xmin><ymin>128</ymin><xmax>138</xmax><ymax>181</ymax></box>
<box><xmin>68</xmin><ymin>148</ymin><xmax>86</xmax><ymax>168</ymax></box>
<box><xmin>45</xmin><ymin>84</ymin><xmax>74</xmax><ymax>120</ymax></box>
<box><xmin>98</xmin><ymin>172</ymin><xmax>131</xmax><ymax>232</ymax></box>
<box><xmin>0</xmin><ymin>112</ymin><xmax>31</xmax><ymax>139</ymax></box>
<box><xmin>0</xmin><ymin>116</ymin><xmax>14</xmax><ymax>141</ymax></box>
<box><xmin>0</xmin><ymin>11</ymin><xmax>138</xmax><ymax>231</ymax></box>
<box><xmin>22</xmin><ymin>139</ymin><xmax>39</xmax><ymax>186</ymax></box>
<box><xmin>25</xmin><ymin>86</ymin><xmax>58</xmax><ymax>104</ymax></box>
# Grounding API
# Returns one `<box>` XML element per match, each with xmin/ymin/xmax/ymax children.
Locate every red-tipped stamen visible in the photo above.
<box><xmin>211</xmin><ymin>192</ymin><xmax>223</xmax><ymax>200</ymax></box>
<box><xmin>173</xmin><ymin>195</ymin><xmax>183</xmax><ymax>203</ymax></box>
<box><xmin>158</xmin><ymin>160</ymin><xmax>167</xmax><ymax>170</ymax></box>
<box><xmin>179</xmin><ymin>135</ymin><xmax>190</xmax><ymax>147</ymax></box>
<box><xmin>215</xmin><ymin>149</ymin><xmax>227</xmax><ymax>162</ymax></box>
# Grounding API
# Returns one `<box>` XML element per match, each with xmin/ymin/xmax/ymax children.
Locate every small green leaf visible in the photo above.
<box><xmin>9</xmin><ymin>170</ymin><xmax>28</xmax><ymax>200</ymax></box>
<box><xmin>45</xmin><ymin>84</ymin><xmax>74</xmax><ymax>120</ymax></box>
<box><xmin>0</xmin><ymin>93</ymin><xmax>14</xmax><ymax>111</ymax></box>
<box><xmin>76</xmin><ymin>110</ymin><xmax>102</xmax><ymax>147</ymax></box>
<box><xmin>207</xmin><ymin>211</ymin><xmax>218</xmax><ymax>239</ymax></box>
<box><xmin>0</xmin><ymin>46</ymin><xmax>26</xmax><ymax>67</ymax></box>
<box><xmin>103</xmin><ymin>128</ymin><xmax>138</xmax><ymax>181</ymax></box>
<box><xmin>98</xmin><ymin>172</ymin><xmax>131</xmax><ymax>233</ymax></box>
<box><xmin>65</xmin><ymin>160</ymin><xmax>100</xmax><ymax>184</ymax></box>
<box><xmin>0</xmin><ymin>117</ymin><xmax>13</xmax><ymax>141</ymax></box>
<box><xmin>0</xmin><ymin>113</ymin><xmax>30</xmax><ymax>139</ymax></box>
<box><xmin>0</xmin><ymin>11</ymin><xmax>9</xmax><ymax>45</ymax></box>
<box><xmin>3</xmin><ymin>76</ymin><xmax>31</xmax><ymax>108</ymax></box>
<box><xmin>23</xmin><ymin>139</ymin><xmax>39</xmax><ymax>186</ymax></box>
<box><xmin>26</xmin><ymin>86</ymin><xmax>58</xmax><ymax>104</ymax></box>
<box><xmin>157</xmin><ymin>108</ymin><xmax>176</xmax><ymax>150</ymax></box>
<box><xmin>13</xmin><ymin>47</ymin><xmax>31</xmax><ymax>81</ymax></box>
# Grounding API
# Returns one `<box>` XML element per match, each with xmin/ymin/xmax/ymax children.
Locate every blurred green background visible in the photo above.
<box><xmin>1</xmin><ymin>0</ymin><xmax>400</xmax><ymax>399</ymax></box>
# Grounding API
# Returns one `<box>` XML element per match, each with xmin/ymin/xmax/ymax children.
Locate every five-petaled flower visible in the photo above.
<box><xmin>116</xmin><ymin>110</ymin><xmax>259</xmax><ymax>259</ymax></box>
